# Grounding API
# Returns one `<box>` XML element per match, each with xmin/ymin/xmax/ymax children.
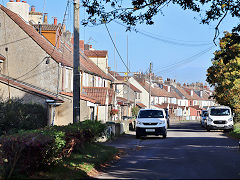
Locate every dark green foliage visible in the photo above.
<box><xmin>0</xmin><ymin>99</ymin><xmax>47</xmax><ymax>136</ymax></box>
<box><xmin>82</xmin><ymin>0</ymin><xmax>240</xmax><ymax>32</ymax></box>
<box><xmin>0</xmin><ymin>120</ymin><xmax>107</xmax><ymax>179</ymax></box>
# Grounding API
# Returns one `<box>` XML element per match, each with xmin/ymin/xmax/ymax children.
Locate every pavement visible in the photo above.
<box><xmin>96</xmin><ymin>121</ymin><xmax>240</xmax><ymax>179</ymax></box>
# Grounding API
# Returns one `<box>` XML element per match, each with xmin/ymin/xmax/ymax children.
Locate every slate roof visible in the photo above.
<box><xmin>0</xmin><ymin>5</ymin><xmax>113</xmax><ymax>81</ymax></box>
<box><xmin>137</xmin><ymin>80</ymin><xmax>172</xmax><ymax>97</ymax></box>
<box><xmin>194</xmin><ymin>90</ymin><xmax>211</xmax><ymax>101</ymax></box>
<box><xmin>82</xmin><ymin>87</ymin><xmax>114</xmax><ymax>105</ymax></box>
<box><xmin>183</xmin><ymin>87</ymin><xmax>201</xmax><ymax>100</ymax></box>
<box><xmin>173</xmin><ymin>85</ymin><xmax>192</xmax><ymax>100</ymax></box>
<box><xmin>0</xmin><ymin>76</ymin><xmax>63</xmax><ymax>102</ymax></box>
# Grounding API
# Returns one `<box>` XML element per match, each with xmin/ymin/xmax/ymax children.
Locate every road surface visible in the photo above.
<box><xmin>97</xmin><ymin>121</ymin><xmax>240</xmax><ymax>179</ymax></box>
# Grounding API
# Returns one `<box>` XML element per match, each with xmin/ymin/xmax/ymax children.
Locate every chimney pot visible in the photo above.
<box><xmin>31</xmin><ymin>5</ymin><xmax>35</xmax><ymax>12</ymax></box>
<box><xmin>54</xmin><ymin>17</ymin><xmax>57</xmax><ymax>25</ymax></box>
<box><xmin>43</xmin><ymin>13</ymin><xmax>48</xmax><ymax>24</ymax></box>
<box><xmin>16</xmin><ymin>0</ymin><xmax>20</xmax><ymax>2</ymax></box>
<box><xmin>10</xmin><ymin>0</ymin><xmax>14</xmax><ymax>2</ymax></box>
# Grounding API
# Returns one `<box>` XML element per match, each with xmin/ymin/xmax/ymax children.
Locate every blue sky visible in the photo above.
<box><xmin>2</xmin><ymin>0</ymin><xmax>239</xmax><ymax>84</ymax></box>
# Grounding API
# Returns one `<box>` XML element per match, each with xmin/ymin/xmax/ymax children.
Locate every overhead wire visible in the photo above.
<box><xmin>104</xmin><ymin>23</ymin><xmax>130</xmax><ymax>72</ymax></box>
<box><xmin>113</xmin><ymin>20</ymin><xmax>212</xmax><ymax>47</ymax></box>
<box><xmin>153</xmin><ymin>45</ymin><xmax>215</xmax><ymax>74</ymax></box>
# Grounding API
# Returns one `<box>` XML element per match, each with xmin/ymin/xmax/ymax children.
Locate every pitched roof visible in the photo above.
<box><xmin>137</xmin><ymin>80</ymin><xmax>171</xmax><ymax>97</ymax></box>
<box><xmin>84</xmin><ymin>50</ymin><xmax>108</xmax><ymax>58</ymax></box>
<box><xmin>183</xmin><ymin>87</ymin><xmax>201</xmax><ymax>100</ymax></box>
<box><xmin>83</xmin><ymin>87</ymin><xmax>114</xmax><ymax>105</ymax></box>
<box><xmin>174</xmin><ymin>85</ymin><xmax>192</xmax><ymax>100</ymax></box>
<box><xmin>0</xmin><ymin>76</ymin><xmax>63</xmax><ymax>102</ymax></box>
<box><xmin>136</xmin><ymin>102</ymin><xmax>146</xmax><ymax>108</ymax></box>
<box><xmin>154</xmin><ymin>104</ymin><xmax>168</xmax><ymax>109</ymax></box>
<box><xmin>115</xmin><ymin>76</ymin><xmax>125</xmax><ymax>81</ymax></box>
<box><xmin>108</xmin><ymin>70</ymin><xmax>120</xmax><ymax>78</ymax></box>
<box><xmin>32</xmin><ymin>24</ymin><xmax>60</xmax><ymax>31</ymax></box>
<box><xmin>60</xmin><ymin>91</ymin><xmax>99</xmax><ymax>104</ymax></box>
<box><xmin>194</xmin><ymin>90</ymin><xmax>211</xmax><ymax>101</ymax></box>
<box><xmin>0</xmin><ymin>5</ymin><xmax>113</xmax><ymax>81</ymax></box>
<box><xmin>130</xmin><ymin>84</ymin><xmax>141</xmax><ymax>93</ymax></box>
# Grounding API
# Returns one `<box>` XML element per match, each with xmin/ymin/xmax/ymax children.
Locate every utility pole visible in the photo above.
<box><xmin>149</xmin><ymin>62</ymin><xmax>152</xmax><ymax>109</ymax></box>
<box><xmin>73</xmin><ymin>0</ymin><xmax>80</xmax><ymax>123</ymax></box>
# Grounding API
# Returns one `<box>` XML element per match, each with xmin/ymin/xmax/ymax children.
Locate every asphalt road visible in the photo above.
<box><xmin>96</xmin><ymin>121</ymin><xmax>240</xmax><ymax>179</ymax></box>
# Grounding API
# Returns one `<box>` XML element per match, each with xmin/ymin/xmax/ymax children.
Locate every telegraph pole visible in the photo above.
<box><xmin>73</xmin><ymin>0</ymin><xmax>80</xmax><ymax>123</ymax></box>
<box><xmin>148</xmin><ymin>62</ymin><xmax>152</xmax><ymax>109</ymax></box>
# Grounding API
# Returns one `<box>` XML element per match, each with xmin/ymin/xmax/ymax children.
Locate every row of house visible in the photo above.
<box><xmin>0</xmin><ymin>1</ymin><xmax>216</xmax><ymax>126</ymax></box>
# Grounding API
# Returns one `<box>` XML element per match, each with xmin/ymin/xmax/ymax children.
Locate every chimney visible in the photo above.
<box><xmin>168</xmin><ymin>86</ymin><xmax>171</xmax><ymax>93</ymax></box>
<box><xmin>200</xmin><ymin>90</ymin><xmax>203</xmax><ymax>98</ymax></box>
<box><xmin>79</xmin><ymin>40</ymin><xmax>84</xmax><ymax>51</ymax></box>
<box><xmin>191</xmin><ymin>90</ymin><xmax>193</xmax><ymax>97</ymax></box>
<box><xmin>30</xmin><ymin>5</ymin><xmax>35</xmax><ymax>12</ymax></box>
<box><xmin>43</xmin><ymin>13</ymin><xmax>48</xmax><ymax>24</ymax></box>
<box><xmin>9</xmin><ymin>0</ymin><xmax>14</xmax><ymax>2</ymax></box>
<box><xmin>7</xmin><ymin>0</ymin><xmax>29</xmax><ymax>22</ymax></box>
<box><xmin>54</xmin><ymin>17</ymin><xmax>57</xmax><ymax>25</ymax></box>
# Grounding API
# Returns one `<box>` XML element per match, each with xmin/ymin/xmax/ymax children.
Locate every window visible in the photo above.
<box><xmin>138</xmin><ymin>110</ymin><xmax>164</xmax><ymax>118</ymax></box>
<box><xmin>210</xmin><ymin>109</ymin><xmax>230</xmax><ymax>116</ymax></box>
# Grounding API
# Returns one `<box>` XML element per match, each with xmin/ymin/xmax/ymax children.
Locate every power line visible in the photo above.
<box><xmin>153</xmin><ymin>45</ymin><xmax>215</xmax><ymax>71</ymax></box>
<box><xmin>104</xmin><ymin>23</ymin><xmax>130</xmax><ymax>72</ymax></box>
<box><xmin>153</xmin><ymin>45</ymin><xmax>215</xmax><ymax>74</ymax></box>
<box><xmin>113</xmin><ymin>20</ymin><xmax>212</xmax><ymax>47</ymax></box>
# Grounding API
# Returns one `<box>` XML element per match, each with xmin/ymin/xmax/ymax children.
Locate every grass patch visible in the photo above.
<box><xmin>229</xmin><ymin>123</ymin><xmax>240</xmax><ymax>139</ymax></box>
<box><xmin>32</xmin><ymin>143</ymin><xmax>118</xmax><ymax>179</ymax></box>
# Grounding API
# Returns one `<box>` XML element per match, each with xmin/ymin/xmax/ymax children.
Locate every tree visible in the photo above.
<box><xmin>206</xmin><ymin>32</ymin><xmax>240</xmax><ymax>115</ymax></box>
<box><xmin>82</xmin><ymin>0</ymin><xmax>240</xmax><ymax>36</ymax></box>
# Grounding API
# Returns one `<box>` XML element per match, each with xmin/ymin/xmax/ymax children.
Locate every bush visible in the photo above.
<box><xmin>0</xmin><ymin>99</ymin><xmax>47</xmax><ymax>136</ymax></box>
<box><xmin>0</xmin><ymin>120</ymin><xmax>107</xmax><ymax>178</ymax></box>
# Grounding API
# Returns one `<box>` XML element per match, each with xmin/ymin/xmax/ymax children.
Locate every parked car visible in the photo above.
<box><xmin>136</xmin><ymin>109</ymin><xmax>167</xmax><ymax>139</ymax></box>
<box><xmin>200</xmin><ymin>110</ymin><xmax>208</xmax><ymax>127</ymax></box>
<box><xmin>206</xmin><ymin>106</ymin><xmax>234</xmax><ymax>132</ymax></box>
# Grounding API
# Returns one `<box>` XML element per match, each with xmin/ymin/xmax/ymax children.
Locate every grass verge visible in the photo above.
<box><xmin>32</xmin><ymin>143</ymin><xmax>119</xmax><ymax>179</ymax></box>
<box><xmin>229</xmin><ymin>123</ymin><xmax>240</xmax><ymax>139</ymax></box>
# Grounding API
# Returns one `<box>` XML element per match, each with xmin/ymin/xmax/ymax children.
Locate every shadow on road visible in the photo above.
<box><xmin>97</xmin><ymin>121</ymin><xmax>240</xmax><ymax>179</ymax></box>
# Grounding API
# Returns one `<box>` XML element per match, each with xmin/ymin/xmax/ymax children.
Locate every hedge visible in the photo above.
<box><xmin>0</xmin><ymin>120</ymin><xmax>107</xmax><ymax>179</ymax></box>
<box><xmin>0</xmin><ymin>99</ymin><xmax>47</xmax><ymax>136</ymax></box>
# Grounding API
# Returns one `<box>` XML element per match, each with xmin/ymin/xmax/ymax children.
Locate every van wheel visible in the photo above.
<box><xmin>162</xmin><ymin>130</ymin><xmax>167</xmax><ymax>139</ymax></box>
<box><xmin>136</xmin><ymin>131</ymin><xmax>141</xmax><ymax>139</ymax></box>
<box><xmin>206</xmin><ymin>127</ymin><xmax>210</xmax><ymax>132</ymax></box>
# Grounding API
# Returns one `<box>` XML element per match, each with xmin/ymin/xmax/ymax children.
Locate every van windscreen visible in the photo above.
<box><xmin>210</xmin><ymin>109</ymin><xmax>230</xmax><ymax>116</ymax></box>
<box><xmin>138</xmin><ymin>110</ymin><xmax>164</xmax><ymax>118</ymax></box>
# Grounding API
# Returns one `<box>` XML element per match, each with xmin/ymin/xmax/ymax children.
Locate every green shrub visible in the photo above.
<box><xmin>0</xmin><ymin>120</ymin><xmax>107</xmax><ymax>178</ymax></box>
<box><xmin>0</xmin><ymin>99</ymin><xmax>47</xmax><ymax>136</ymax></box>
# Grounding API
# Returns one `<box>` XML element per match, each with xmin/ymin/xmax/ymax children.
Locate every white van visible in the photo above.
<box><xmin>136</xmin><ymin>109</ymin><xmax>167</xmax><ymax>139</ymax></box>
<box><xmin>206</xmin><ymin>106</ymin><xmax>234</xmax><ymax>132</ymax></box>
